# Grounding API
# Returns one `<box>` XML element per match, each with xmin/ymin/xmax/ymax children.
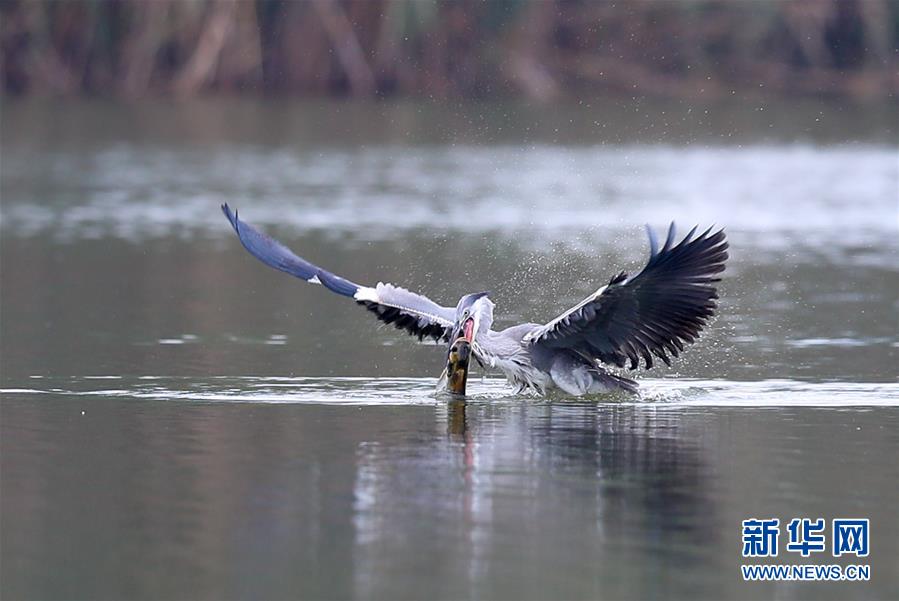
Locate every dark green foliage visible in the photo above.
<box><xmin>1</xmin><ymin>0</ymin><xmax>895</xmax><ymax>98</ymax></box>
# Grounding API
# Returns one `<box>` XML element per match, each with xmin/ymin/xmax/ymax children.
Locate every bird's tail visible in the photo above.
<box><xmin>593</xmin><ymin>371</ymin><xmax>639</xmax><ymax>394</ymax></box>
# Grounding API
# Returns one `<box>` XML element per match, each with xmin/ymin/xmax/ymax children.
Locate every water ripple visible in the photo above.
<box><xmin>2</xmin><ymin>145</ymin><xmax>896</xmax><ymax>258</ymax></box>
<box><xmin>3</xmin><ymin>376</ymin><xmax>897</xmax><ymax>407</ymax></box>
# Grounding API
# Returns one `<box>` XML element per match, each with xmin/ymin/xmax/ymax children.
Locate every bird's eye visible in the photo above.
<box><xmin>462</xmin><ymin>309</ymin><xmax>469</xmax><ymax>318</ymax></box>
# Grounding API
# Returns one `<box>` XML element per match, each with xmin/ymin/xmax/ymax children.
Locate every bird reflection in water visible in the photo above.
<box><xmin>446</xmin><ymin>398</ymin><xmax>469</xmax><ymax>439</ymax></box>
<box><xmin>351</xmin><ymin>400</ymin><xmax>717</xmax><ymax>597</ymax></box>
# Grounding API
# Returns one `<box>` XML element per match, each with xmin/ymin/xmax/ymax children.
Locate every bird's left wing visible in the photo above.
<box><xmin>222</xmin><ymin>204</ymin><xmax>456</xmax><ymax>341</ymax></box>
<box><xmin>526</xmin><ymin>224</ymin><xmax>728</xmax><ymax>369</ymax></box>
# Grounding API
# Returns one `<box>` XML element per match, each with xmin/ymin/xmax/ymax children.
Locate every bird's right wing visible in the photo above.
<box><xmin>526</xmin><ymin>224</ymin><xmax>728</xmax><ymax>370</ymax></box>
<box><xmin>222</xmin><ymin>204</ymin><xmax>457</xmax><ymax>341</ymax></box>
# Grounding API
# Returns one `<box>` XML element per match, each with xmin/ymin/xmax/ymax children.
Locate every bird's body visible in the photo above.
<box><xmin>469</xmin><ymin>325</ymin><xmax>642</xmax><ymax>395</ymax></box>
<box><xmin>476</xmin><ymin>324</ymin><xmax>554</xmax><ymax>393</ymax></box>
<box><xmin>222</xmin><ymin>204</ymin><xmax>728</xmax><ymax>396</ymax></box>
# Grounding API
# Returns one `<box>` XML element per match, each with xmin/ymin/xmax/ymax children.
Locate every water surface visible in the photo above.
<box><xmin>1</xmin><ymin>99</ymin><xmax>897</xmax><ymax>600</ymax></box>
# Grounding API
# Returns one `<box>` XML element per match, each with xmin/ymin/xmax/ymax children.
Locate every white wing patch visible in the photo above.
<box><xmin>524</xmin><ymin>285</ymin><xmax>608</xmax><ymax>343</ymax></box>
<box><xmin>353</xmin><ymin>286</ymin><xmax>379</xmax><ymax>303</ymax></box>
<box><xmin>354</xmin><ymin>282</ymin><xmax>455</xmax><ymax>331</ymax></box>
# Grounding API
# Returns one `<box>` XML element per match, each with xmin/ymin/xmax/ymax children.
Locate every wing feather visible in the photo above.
<box><xmin>528</xmin><ymin>223</ymin><xmax>728</xmax><ymax>370</ymax></box>
<box><xmin>222</xmin><ymin>204</ymin><xmax>455</xmax><ymax>341</ymax></box>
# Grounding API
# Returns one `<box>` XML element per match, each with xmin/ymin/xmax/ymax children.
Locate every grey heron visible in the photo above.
<box><xmin>222</xmin><ymin>204</ymin><xmax>728</xmax><ymax>395</ymax></box>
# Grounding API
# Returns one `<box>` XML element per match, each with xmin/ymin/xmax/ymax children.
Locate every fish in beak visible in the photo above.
<box><xmin>443</xmin><ymin>314</ymin><xmax>477</xmax><ymax>396</ymax></box>
<box><xmin>444</xmin><ymin>336</ymin><xmax>472</xmax><ymax>396</ymax></box>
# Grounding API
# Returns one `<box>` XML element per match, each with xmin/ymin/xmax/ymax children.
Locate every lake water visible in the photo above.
<box><xmin>1</xmin><ymin>99</ymin><xmax>897</xmax><ymax>600</ymax></box>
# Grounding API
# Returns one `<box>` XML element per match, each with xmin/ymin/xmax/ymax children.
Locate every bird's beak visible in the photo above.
<box><xmin>449</xmin><ymin>315</ymin><xmax>476</xmax><ymax>350</ymax></box>
<box><xmin>462</xmin><ymin>316</ymin><xmax>476</xmax><ymax>342</ymax></box>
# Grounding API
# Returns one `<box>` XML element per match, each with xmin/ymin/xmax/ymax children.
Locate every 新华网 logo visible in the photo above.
<box><xmin>740</xmin><ymin>517</ymin><xmax>870</xmax><ymax>582</ymax></box>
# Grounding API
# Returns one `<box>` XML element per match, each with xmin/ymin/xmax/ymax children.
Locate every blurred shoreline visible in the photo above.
<box><xmin>3</xmin><ymin>96</ymin><xmax>896</xmax><ymax>149</ymax></box>
<box><xmin>2</xmin><ymin>0</ymin><xmax>897</xmax><ymax>101</ymax></box>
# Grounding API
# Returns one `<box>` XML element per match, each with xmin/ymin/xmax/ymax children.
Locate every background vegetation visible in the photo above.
<box><xmin>2</xmin><ymin>0</ymin><xmax>897</xmax><ymax>100</ymax></box>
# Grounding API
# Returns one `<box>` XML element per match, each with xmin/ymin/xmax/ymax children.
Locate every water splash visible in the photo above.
<box><xmin>3</xmin><ymin>376</ymin><xmax>896</xmax><ymax>407</ymax></box>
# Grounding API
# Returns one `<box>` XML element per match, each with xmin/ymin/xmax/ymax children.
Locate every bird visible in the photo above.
<box><xmin>221</xmin><ymin>204</ymin><xmax>728</xmax><ymax>396</ymax></box>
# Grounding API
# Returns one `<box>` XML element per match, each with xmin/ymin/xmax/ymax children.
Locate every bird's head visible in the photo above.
<box><xmin>450</xmin><ymin>292</ymin><xmax>494</xmax><ymax>345</ymax></box>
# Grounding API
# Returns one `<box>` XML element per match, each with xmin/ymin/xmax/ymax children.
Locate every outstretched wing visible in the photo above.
<box><xmin>526</xmin><ymin>223</ymin><xmax>728</xmax><ymax>370</ymax></box>
<box><xmin>222</xmin><ymin>204</ymin><xmax>456</xmax><ymax>341</ymax></box>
